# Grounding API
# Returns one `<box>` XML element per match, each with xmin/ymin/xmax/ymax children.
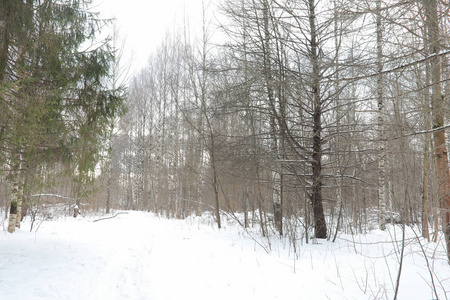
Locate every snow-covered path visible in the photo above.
<box><xmin>1</xmin><ymin>212</ymin><xmax>299</xmax><ymax>300</ymax></box>
<box><xmin>0</xmin><ymin>211</ymin><xmax>449</xmax><ymax>300</ymax></box>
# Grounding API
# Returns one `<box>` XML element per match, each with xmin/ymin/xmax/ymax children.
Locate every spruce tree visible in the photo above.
<box><xmin>0</xmin><ymin>0</ymin><xmax>126</xmax><ymax>231</ymax></box>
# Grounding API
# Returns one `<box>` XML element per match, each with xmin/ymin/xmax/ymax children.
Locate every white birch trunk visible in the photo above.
<box><xmin>15</xmin><ymin>182</ymin><xmax>23</xmax><ymax>228</ymax></box>
<box><xmin>7</xmin><ymin>179</ymin><xmax>20</xmax><ymax>233</ymax></box>
<box><xmin>376</xmin><ymin>0</ymin><xmax>386</xmax><ymax>231</ymax></box>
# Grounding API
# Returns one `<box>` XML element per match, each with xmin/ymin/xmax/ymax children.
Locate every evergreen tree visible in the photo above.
<box><xmin>0</xmin><ymin>0</ymin><xmax>126</xmax><ymax>232</ymax></box>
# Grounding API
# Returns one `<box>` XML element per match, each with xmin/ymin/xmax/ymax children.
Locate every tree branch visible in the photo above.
<box><xmin>93</xmin><ymin>212</ymin><xmax>129</xmax><ymax>222</ymax></box>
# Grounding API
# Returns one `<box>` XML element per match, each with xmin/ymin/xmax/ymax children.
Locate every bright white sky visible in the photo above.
<box><xmin>93</xmin><ymin>0</ymin><xmax>216</xmax><ymax>78</ymax></box>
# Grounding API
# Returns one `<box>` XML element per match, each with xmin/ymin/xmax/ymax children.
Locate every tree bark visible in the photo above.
<box><xmin>309</xmin><ymin>0</ymin><xmax>327</xmax><ymax>239</ymax></box>
<box><xmin>210</xmin><ymin>132</ymin><xmax>221</xmax><ymax>229</ymax></box>
<box><xmin>7</xmin><ymin>200</ymin><xmax>17</xmax><ymax>233</ymax></box>
<box><xmin>422</xmin><ymin>107</ymin><xmax>431</xmax><ymax>241</ymax></box>
<box><xmin>422</xmin><ymin>50</ymin><xmax>432</xmax><ymax>241</ymax></box>
<box><xmin>106</xmin><ymin>123</ymin><xmax>113</xmax><ymax>214</ymax></box>
<box><xmin>425</xmin><ymin>0</ymin><xmax>450</xmax><ymax>262</ymax></box>
<box><xmin>376</xmin><ymin>0</ymin><xmax>386</xmax><ymax>230</ymax></box>
<box><xmin>376</xmin><ymin>0</ymin><xmax>387</xmax><ymax>231</ymax></box>
<box><xmin>261</xmin><ymin>0</ymin><xmax>283</xmax><ymax>236</ymax></box>
<box><xmin>7</xmin><ymin>176</ymin><xmax>20</xmax><ymax>233</ymax></box>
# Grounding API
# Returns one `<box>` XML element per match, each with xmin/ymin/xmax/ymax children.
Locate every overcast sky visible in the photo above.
<box><xmin>93</xmin><ymin>0</ymin><xmax>215</xmax><ymax>78</ymax></box>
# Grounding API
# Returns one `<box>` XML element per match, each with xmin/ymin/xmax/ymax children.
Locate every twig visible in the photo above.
<box><xmin>93</xmin><ymin>212</ymin><xmax>129</xmax><ymax>222</ymax></box>
<box><xmin>393</xmin><ymin>224</ymin><xmax>406</xmax><ymax>300</ymax></box>
<box><xmin>411</xmin><ymin>227</ymin><xmax>442</xmax><ymax>300</ymax></box>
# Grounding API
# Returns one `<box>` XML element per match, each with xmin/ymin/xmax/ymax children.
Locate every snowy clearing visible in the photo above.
<box><xmin>0</xmin><ymin>211</ymin><xmax>449</xmax><ymax>300</ymax></box>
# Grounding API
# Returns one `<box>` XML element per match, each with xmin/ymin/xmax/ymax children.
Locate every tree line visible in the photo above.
<box><xmin>1</xmin><ymin>0</ymin><xmax>450</xmax><ymax>262</ymax></box>
<box><xmin>104</xmin><ymin>0</ymin><xmax>450</xmax><ymax>260</ymax></box>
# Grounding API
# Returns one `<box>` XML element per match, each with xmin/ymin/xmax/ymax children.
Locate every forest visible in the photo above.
<box><xmin>1</xmin><ymin>0</ymin><xmax>450</xmax><ymax>265</ymax></box>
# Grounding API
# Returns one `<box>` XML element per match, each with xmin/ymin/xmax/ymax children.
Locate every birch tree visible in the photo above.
<box><xmin>376</xmin><ymin>0</ymin><xmax>387</xmax><ymax>231</ymax></box>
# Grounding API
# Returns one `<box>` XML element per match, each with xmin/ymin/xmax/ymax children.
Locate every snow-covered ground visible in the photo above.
<box><xmin>0</xmin><ymin>211</ymin><xmax>449</xmax><ymax>300</ymax></box>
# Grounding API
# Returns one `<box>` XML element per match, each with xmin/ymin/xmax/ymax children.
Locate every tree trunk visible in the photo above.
<box><xmin>7</xmin><ymin>200</ymin><xmax>17</xmax><ymax>233</ymax></box>
<box><xmin>7</xmin><ymin>177</ymin><xmax>20</xmax><ymax>233</ymax></box>
<box><xmin>210</xmin><ymin>132</ymin><xmax>221</xmax><ymax>229</ymax></box>
<box><xmin>106</xmin><ymin>167</ymin><xmax>111</xmax><ymax>214</ymax></box>
<box><xmin>15</xmin><ymin>180</ymin><xmax>23</xmax><ymax>228</ymax></box>
<box><xmin>376</xmin><ymin>0</ymin><xmax>386</xmax><ymax>231</ymax></box>
<box><xmin>422</xmin><ymin>119</ymin><xmax>431</xmax><ymax>241</ymax></box>
<box><xmin>261</xmin><ymin>0</ymin><xmax>283</xmax><ymax>236</ymax></box>
<box><xmin>309</xmin><ymin>0</ymin><xmax>327</xmax><ymax>239</ymax></box>
<box><xmin>106</xmin><ymin>123</ymin><xmax>113</xmax><ymax>214</ymax></box>
<box><xmin>422</xmin><ymin>52</ymin><xmax>432</xmax><ymax>241</ymax></box>
<box><xmin>425</xmin><ymin>0</ymin><xmax>450</xmax><ymax>262</ymax></box>
<box><xmin>244</xmin><ymin>189</ymin><xmax>249</xmax><ymax>228</ymax></box>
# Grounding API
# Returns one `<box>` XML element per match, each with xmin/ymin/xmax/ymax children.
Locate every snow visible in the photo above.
<box><xmin>0</xmin><ymin>211</ymin><xmax>449</xmax><ymax>300</ymax></box>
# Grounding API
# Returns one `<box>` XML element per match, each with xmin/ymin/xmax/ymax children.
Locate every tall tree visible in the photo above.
<box><xmin>105</xmin><ymin>23</ymin><xmax>129</xmax><ymax>214</ymax></box>
<box><xmin>376</xmin><ymin>0</ymin><xmax>387</xmax><ymax>231</ymax></box>
<box><xmin>0</xmin><ymin>0</ymin><xmax>125</xmax><ymax>231</ymax></box>
<box><xmin>307</xmin><ymin>0</ymin><xmax>327</xmax><ymax>239</ymax></box>
<box><xmin>425</xmin><ymin>0</ymin><xmax>450</xmax><ymax>262</ymax></box>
